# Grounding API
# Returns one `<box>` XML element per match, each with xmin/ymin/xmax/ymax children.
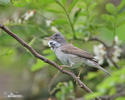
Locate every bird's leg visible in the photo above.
<box><xmin>60</xmin><ymin>65</ymin><xmax>71</xmax><ymax>71</ymax></box>
<box><xmin>60</xmin><ymin>65</ymin><xmax>70</xmax><ymax>68</ymax></box>
<box><xmin>77</xmin><ymin>68</ymin><xmax>83</xmax><ymax>79</ymax></box>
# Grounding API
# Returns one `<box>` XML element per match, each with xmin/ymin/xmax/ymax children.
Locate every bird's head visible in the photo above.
<box><xmin>48</xmin><ymin>32</ymin><xmax>66</xmax><ymax>49</ymax></box>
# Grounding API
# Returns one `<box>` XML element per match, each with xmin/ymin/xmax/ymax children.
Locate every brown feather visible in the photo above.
<box><xmin>61</xmin><ymin>44</ymin><xmax>96</xmax><ymax>61</ymax></box>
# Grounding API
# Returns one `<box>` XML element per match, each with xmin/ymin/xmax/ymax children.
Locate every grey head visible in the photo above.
<box><xmin>48</xmin><ymin>32</ymin><xmax>66</xmax><ymax>49</ymax></box>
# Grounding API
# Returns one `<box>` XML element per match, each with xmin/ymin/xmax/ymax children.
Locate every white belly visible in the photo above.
<box><xmin>54</xmin><ymin>48</ymin><xmax>84</xmax><ymax>68</ymax></box>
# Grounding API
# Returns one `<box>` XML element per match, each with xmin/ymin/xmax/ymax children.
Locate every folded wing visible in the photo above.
<box><xmin>61</xmin><ymin>44</ymin><xmax>95</xmax><ymax>61</ymax></box>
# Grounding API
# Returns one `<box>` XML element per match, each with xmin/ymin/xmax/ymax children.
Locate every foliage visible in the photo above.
<box><xmin>0</xmin><ymin>0</ymin><xmax>125</xmax><ymax>100</ymax></box>
<box><xmin>85</xmin><ymin>66</ymin><xmax>125</xmax><ymax>100</ymax></box>
<box><xmin>55</xmin><ymin>81</ymin><xmax>75</xmax><ymax>100</ymax></box>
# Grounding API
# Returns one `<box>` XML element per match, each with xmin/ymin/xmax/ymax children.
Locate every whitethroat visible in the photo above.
<box><xmin>48</xmin><ymin>32</ymin><xmax>110</xmax><ymax>76</ymax></box>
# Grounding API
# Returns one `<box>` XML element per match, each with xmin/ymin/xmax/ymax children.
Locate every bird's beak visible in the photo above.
<box><xmin>45</xmin><ymin>37</ymin><xmax>51</xmax><ymax>41</ymax></box>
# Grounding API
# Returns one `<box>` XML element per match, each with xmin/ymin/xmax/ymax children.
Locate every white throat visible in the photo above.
<box><xmin>48</xmin><ymin>40</ymin><xmax>61</xmax><ymax>50</ymax></box>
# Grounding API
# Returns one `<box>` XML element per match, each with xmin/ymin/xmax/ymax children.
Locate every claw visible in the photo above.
<box><xmin>60</xmin><ymin>65</ymin><xmax>70</xmax><ymax>70</ymax></box>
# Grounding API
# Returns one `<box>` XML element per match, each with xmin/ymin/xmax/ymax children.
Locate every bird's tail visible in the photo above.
<box><xmin>93</xmin><ymin>62</ymin><xmax>111</xmax><ymax>76</ymax></box>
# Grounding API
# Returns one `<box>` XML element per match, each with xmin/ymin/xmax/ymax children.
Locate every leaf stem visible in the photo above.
<box><xmin>55</xmin><ymin>0</ymin><xmax>77</xmax><ymax>39</ymax></box>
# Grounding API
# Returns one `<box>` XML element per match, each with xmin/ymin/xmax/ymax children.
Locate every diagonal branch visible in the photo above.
<box><xmin>0</xmin><ymin>24</ymin><xmax>101</xmax><ymax>100</ymax></box>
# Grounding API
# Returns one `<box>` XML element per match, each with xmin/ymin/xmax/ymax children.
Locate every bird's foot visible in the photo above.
<box><xmin>61</xmin><ymin>65</ymin><xmax>70</xmax><ymax>68</ymax></box>
<box><xmin>77</xmin><ymin>68</ymin><xmax>83</xmax><ymax>79</ymax></box>
<box><xmin>76</xmin><ymin>76</ymin><xmax>80</xmax><ymax>79</ymax></box>
<box><xmin>60</xmin><ymin>65</ymin><xmax>71</xmax><ymax>70</ymax></box>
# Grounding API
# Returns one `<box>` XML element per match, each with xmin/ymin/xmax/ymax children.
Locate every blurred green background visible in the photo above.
<box><xmin>0</xmin><ymin>0</ymin><xmax>125</xmax><ymax>100</ymax></box>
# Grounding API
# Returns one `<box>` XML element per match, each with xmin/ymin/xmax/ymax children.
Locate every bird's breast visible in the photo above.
<box><xmin>54</xmin><ymin>48</ymin><xmax>70</xmax><ymax>65</ymax></box>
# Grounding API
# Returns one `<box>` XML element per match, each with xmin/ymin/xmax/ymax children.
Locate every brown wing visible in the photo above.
<box><xmin>61</xmin><ymin>44</ymin><xmax>95</xmax><ymax>60</ymax></box>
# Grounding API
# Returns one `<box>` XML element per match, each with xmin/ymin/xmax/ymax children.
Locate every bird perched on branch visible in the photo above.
<box><xmin>48</xmin><ymin>32</ymin><xmax>110</xmax><ymax>75</ymax></box>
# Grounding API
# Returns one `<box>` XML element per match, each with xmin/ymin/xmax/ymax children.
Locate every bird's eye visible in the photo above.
<box><xmin>50</xmin><ymin>42</ymin><xmax>54</xmax><ymax>45</ymax></box>
<box><xmin>55</xmin><ymin>34</ymin><xmax>59</xmax><ymax>37</ymax></box>
<box><xmin>50</xmin><ymin>42</ymin><xmax>52</xmax><ymax>45</ymax></box>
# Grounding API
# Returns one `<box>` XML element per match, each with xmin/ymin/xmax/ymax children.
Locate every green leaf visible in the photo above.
<box><xmin>96</xmin><ymin>67</ymin><xmax>125</xmax><ymax>95</ymax></box>
<box><xmin>62</xmin><ymin>0</ymin><xmax>67</xmax><ymax>5</ymax></box>
<box><xmin>55</xmin><ymin>81</ymin><xmax>75</xmax><ymax>100</ymax></box>
<box><xmin>68</xmin><ymin>81</ymin><xmax>74</xmax><ymax>91</ymax></box>
<box><xmin>109</xmin><ymin>87</ymin><xmax>116</xmax><ymax>95</ymax></box>
<box><xmin>85</xmin><ymin>0</ymin><xmax>91</xmax><ymax>5</ymax></box>
<box><xmin>31</xmin><ymin>49</ymin><xmax>55</xmax><ymax>71</ymax></box>
<box><xmin>69</xmin><ymin>0</ymin><xmax>78</xmax><ymax>12</ymax></box>
<box><xmin>85</xmin><ymin>92</ymin><xmax>102</xmax><ymax>100</ymax></box>
<box><xmin>12</xmin><ymin>0</ymin><xmax>54</xmax><ymax>8</ymax></box>
<box><xmin>116</xmin><ymin>97</ymin><xmax>125</xmax><ymax>100</ymax></box>
<box><xmin>12</xmin><ymin>0</ymin><xmax>28</xmax><ymax>7</ymax></box>
<box><xmin>28</xmin><ymin>37</ymin><xmax>36</xmax><ymax>46</ymax></box>
<box><xmin>77</xmin><ymin>1</ymin><xmax>86</xmax><ymax>9</ymax></box>
<box><xmin>89</xmin><ymin>13</ymin><xmax>97</xmax><ymax>22</ymax></box>
<box><xmin>45</xmin><ymin>7</ymin><xmax>63</xmax><ymax>13</ymax></box>
<box><xmin>102</xmin><ymin>14</ymin><xmax>115</xmax><ymax>23</ymax></box>
<box><xmin>89</xmin><ymin>2</ymin><xmax>97</xmax><ymax>11</ymax></box>
<box><xmin>106</xmin><ymin>3</ymin><xmax>117</xmax><ymax>14</ymax></box>
<box><xmin>52</xmin><ymin>19</ymin><xmax>67</xmax><ymax>25</ymax></box>
<box><xmin>117</xmin><ymin>0</ymin><xmax>125</xmax><ymax>11</ymax></box>
<box><xmin>87</xmin><ymin>72</ymin><xmax>98</xmax><ymax>80</ymax></box>
<box><xmin>0</xmin><ymin>48</ymin><xmax>14</xmax><ymax>57</ymax></box>
<box><xmin>80</xmin><ymin>10</ymin><xmax>88</xmax><ymax>16</ymax></box>
<box><xmin>31</xmin><ymin>59</ymin><xmax>46</xmax><ymax>71</ymax></box>
<box><xmin>117</xmin><ymin>12</ymin><xmax>125</xmax><ymax>27</ymax></box>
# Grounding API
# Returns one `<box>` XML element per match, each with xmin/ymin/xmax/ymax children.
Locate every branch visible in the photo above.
<box><xmin>107</xmin><ymin>54</ymin><xmax>120</xmax><ymax>69</ymax></box>
<box><xmin>89</xmin><ymin>37</ymin><xmax>120</xmax><ymax>69</ymax></box>
<box><xmin>89</xmin><ymin>37</ymin><xmax>109</xmax><ymax>49</ymax></box>
<box><xmin>55</xmin><ymin>0</ymin><xmax>77</xmax><ymax>39</ymax></box>
<box><xmin>0</xmin><ymin>24</ymin><xmax>101</xmax><ymax>100</ymax></box>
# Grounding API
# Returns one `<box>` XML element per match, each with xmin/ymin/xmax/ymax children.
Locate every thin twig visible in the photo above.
<box><xmin>0</xmin><ymin>24</ymin><xmax>101</xmax><ymax>100</ymax></box>
<box><xmin>89</xmin><ymin>37</ymin><xmax>109</xmax><ymax>49</ymax></box>
<box><xmin>107</xmin><ymin>54</ymin><xmax>120</xmax><ymax>69</ymax></box>
<box><xmin>55</xmin><ymin>0</ymin><xmax>77</xmax><ymax>39</ymax></box>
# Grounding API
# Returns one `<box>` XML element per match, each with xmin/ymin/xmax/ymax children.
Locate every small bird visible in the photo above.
<box><xmin>48</xmin><ymin>32</ymin><xmax>110</xmax><ymax>75</ymax></box>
